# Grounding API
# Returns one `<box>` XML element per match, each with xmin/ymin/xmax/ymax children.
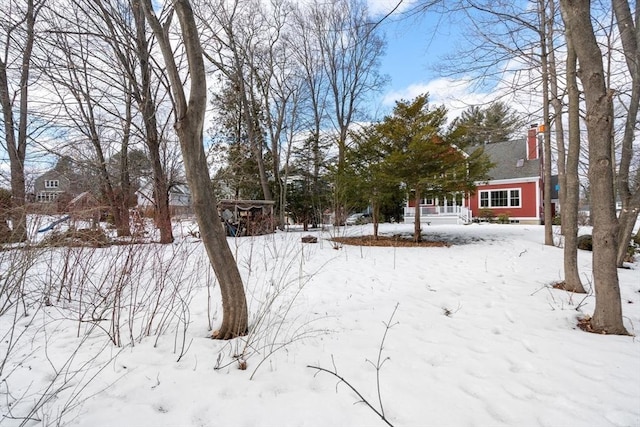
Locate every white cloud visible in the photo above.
<box><xmin>366</xmin><ymin>0</ymin><xmax>417</xmax><ymax>17</ymax></box>
<box><xmin>380</xmin><ymin>77</ymin><xmax>494</xmax><ymax>120</ymax></box>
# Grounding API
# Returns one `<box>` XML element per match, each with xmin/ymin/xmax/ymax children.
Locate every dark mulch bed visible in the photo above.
<box><xmin>331</xmin><ymin>235</ymin><xmax>450</xmax><ymax>247</ymax></box>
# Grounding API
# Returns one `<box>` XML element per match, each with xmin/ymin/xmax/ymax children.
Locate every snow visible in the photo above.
<box><xmin>2</xmin><ymin>221</ymin><xmax>639</xmax><ymax>427</ymax></box>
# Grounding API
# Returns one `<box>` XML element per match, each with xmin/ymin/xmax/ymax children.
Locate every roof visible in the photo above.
<box><xmin>36</xmin><ymin>169</ymin><xmax>70</xmax><ymax>182</ymax></box>
<box><xmin>218</xmin><ymin>199</ymin><xmax>275</xmax><ymax>210</ymax></box>
<box><xmin>471</xmin><ymin>139</ymin><xmax>540</xmax><ymax>181</ymax></box>
<box><xmin>68</xmin><ymin>191</ymin><xmax>99</xmax><ymax>207</ymax></box>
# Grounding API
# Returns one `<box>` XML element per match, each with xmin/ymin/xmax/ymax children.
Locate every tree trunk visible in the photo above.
<box><xmin>151</xmin><ymin>158</ymin><xmax>174</xmax><ymax>244</ymax></box>
<box><xmin>177</xmin><ymin>120</ymin><xmax>248</xmax><ymax>338</ymax></box>
<box><xmin>372</xmin><ymin>199</ymin><xmax>379</xmax><ymax>239</ymax></box>
<box><xmin>142</xmin><ymin>0</ymin><xmax>248</xmax><ymax>339</ymax></box>
<box><xmin>413</xmin><ymin>189</ymin><xmax>422</xmax><ymax>243</ymax></box>
<box><xmin>538</xmin><ymin>0</ymin><xmax>554</xmax><ymax>246</ymax></box>
<box><xmin>90</xmin><ymin>124</ymin><xmax>130</xmax><ymax>237</ymax></box>
<box><xmin>616</xmin><ymin>207</ymin><xmax>639</xmax><ymax>264</ymax></box>
<box><xmin>562</xmin><ymin>39</ymin><xmax>586</xmax><ymax>293</ymax></box>
<box><xmin>132</xmin><ymin>0</ymin><xmax>173</xmax><ymax>244</ymax></box>
<box><xmin>547</xmin><ymin>0</ymin><xmax>566</xmax><ymax>237</ymax></box>
<box><xmin>560</xmin><ymin>0</ymin><xmax>627</xmax><ymax>334</ymax></box>
<box><xmin>0</xmin><ymin>0</ymin><xmax>39</xmax><ymax>243</ymax></box>
<box><xmin>117</xmin><ymin>87</ymin><xmax>133</xmax><ymax>238</ymax></box>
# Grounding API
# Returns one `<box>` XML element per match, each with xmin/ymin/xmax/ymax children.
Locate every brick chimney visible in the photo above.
<box><xmin>527</xmin><ymin>124</ymin><xmax>538</xmax><ymax>160</ymax></box>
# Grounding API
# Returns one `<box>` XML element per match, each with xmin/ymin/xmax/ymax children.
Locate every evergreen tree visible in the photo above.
<box><xmin>345</xmin><ymin>125</ymin><xmax>403</xmax><ymax>238</ymax></box>
<box><xmin>449</xmin><ymin>101</ymin><xmax>523</xmax><ymax>146</ymax></box>
<box><xmin>377</xmin><ymin>94</ymin><xmax>492</xmax><ymax>242</ymax></box>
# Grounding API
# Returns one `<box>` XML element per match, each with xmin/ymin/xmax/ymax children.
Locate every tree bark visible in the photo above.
<box><xmin>142</xmin><ymin>0</ymin><xmax>248</xmax><ymax>339</ymax></box>
<box><xmin>372</xmin><ymin>199</ymin><xmax>379</xmax><ymax>239</ymax></box>
<box><xmin>547</xmin><ymin>0</ymin><xmax>567</xmax><ymax>237</ymax></box>
<box><xmin>559</xmin><ymin>0</ymin><xmax>627</xmax><ymax>334</ymax></box>
<box><xmin>562</xmin><ymin>37</ymin><xmax>586</xmax><ymax>293</ymax></box>
<box><xmin>413</xmin><ymin>189</ymin><xmax>422</xmax><ymax>243</ymax></box>
<box><xmin>538</xmin><ymin>0</ymin><xmax>554</xmax><ymax>246</ymax></box>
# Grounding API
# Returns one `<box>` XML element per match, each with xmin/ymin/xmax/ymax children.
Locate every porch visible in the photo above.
<box><xmin>403</xmin><ymin>205</ymin><xmax>472</xmax><ymax>225</ymax></box>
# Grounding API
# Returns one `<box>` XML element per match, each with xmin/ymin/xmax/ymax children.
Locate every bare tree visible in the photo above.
<box><xmin>612</xmin><ymin>0</ymin><xmax>640</xmax><ymax>267</ymax></box>
<box><xmin>141</xmin><ymin>0</ymin><xmax>248</xmax><ymax>339</ymax></box>
<box><xmin>309</xmin><ymin>0</ymin><xmax>387</xmax><ymax>223</ymax></box>
<box><xmin>200</xmin><ymin>0</ymin><xmax>273</xmax><ymax>202</ymax></box>
<box><xmin>200</xmin><ymin>0</ymin><xmax>305</xmax><ymax>228</ymax></box>
<box><xmin>559</xmin><ymin>0</ymin><xmax>627</xmax><ymax>335</ymax></box>
<box><xmin>89</xmin><ymin>0</ymin><xmax>175</xmax><ymax>243</ymax></box>
<box><xmin>37</xmin><ymin>4</ymin><xmax>132</xmax><ymax>236</ymax></box>
<box><xmin>0</xmin><ymin>0</ymin><xmax>45</xmax><ymax>242</ymax></box>
<box><xmin>541</xmin><ymin>0</ymin><xmax>585</xmax><ymax>293</ymax></box>
<box><xmin>290</xmin><ymin>3</ymin><xmax>332</xmax><ymax>227</ymax></box>
<box><xmin>253</xmin><ymin>0</ymin><xmax>302</xmax><ymax>228</ymax></box>
<box><xmin>437</xmin><ymin>0</ymin><xmax>558</xmax><ymax>242</ymax></box>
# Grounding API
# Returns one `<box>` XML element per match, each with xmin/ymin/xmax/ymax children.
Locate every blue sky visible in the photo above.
<box><xmin>367</xmin><ymin>1</ymin><xmax>506</xmax><ymax>120</ymax></box>
<box><xmin>377</xmin><ymin>11</ymin><xmax>452</xmax><ymax>92</ymax></box>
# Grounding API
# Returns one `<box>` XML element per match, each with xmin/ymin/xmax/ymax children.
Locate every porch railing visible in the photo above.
<box><xmin>404</xmin><ymin>206</ymin><xmax>471</xmax><ymax>223</ymax></box>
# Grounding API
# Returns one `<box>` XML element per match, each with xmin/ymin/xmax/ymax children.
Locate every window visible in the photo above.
<box><xmin>479</xmin><ymin>188</ymin><xmax>521</xmax><ymax>208</ymax></box>
<box><xmin>424</xmin><ymin>198</ymin><xmax>434</xmax><ymax>205</ymax></box>
<box><xmin>510</xmin><ymin>189</ymin><xmax>520</xmax><ymax>207</ymax></box>
<box><xmin>37</xmin><ymin>192</ymin><xmax>59</xmax><ymax>202</ymax></box>
<box><xmin>491</xmin><ymin>190</ymin><xmax>508</xmax><ymax>207</ymax></box>
<box><xmin>45</xmin><ymin>180</ymin><xmax>59</xmax><ymax>188</ymax></box>
<box><xmin>480</xmin><ymin>192</ymin><xmax>489</xmax><ymax>207</ymax></box>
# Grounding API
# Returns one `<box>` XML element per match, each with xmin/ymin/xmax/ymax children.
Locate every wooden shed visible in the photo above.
<box><xmin>218</xmin><ymin>199</ymin><xmax>275</xmax><ymax>236</ymax></box>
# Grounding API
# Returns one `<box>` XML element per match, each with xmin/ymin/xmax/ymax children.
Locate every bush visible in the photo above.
<box><xmin>577</xmin><ymin>234</ymin><xmax>593</xmax><ymax>251</ymax></box>
<box><xmin>478</xmin><ymin>208</ymin><xmax>495</xmax><ymax>222</ymax></box>
<box><xmin>497</xmin><ymin>213</ymin><xmax>510</xmax><ymax>224</ymax></box>
<box><xmin>40</xmin><ymin>228</ymin><xmax>110</xmax><ymax>247</ymax></box>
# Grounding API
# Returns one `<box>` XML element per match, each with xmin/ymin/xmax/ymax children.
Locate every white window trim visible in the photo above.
<box><xmin>45</xmin><ymin>180</ymin><xmax>60</xmax><ymax>188</ymax></box>
<box><xmin>479</xmin><ymin>188</ymin><xmax>522</xmax><ymax>209</ymax></box>
<box><xmin>37</xmin><ymin>191</ymin><xmax>61</xmax><ymax>202</ymax></box>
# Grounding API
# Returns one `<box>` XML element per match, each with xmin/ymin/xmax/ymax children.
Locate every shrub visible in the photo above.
<box><xmin>577</xmin><ymin>234</ymin><xmax>593</xmax><ymax>251</ymax></box>
<box><xmin>41</xmin><ymin>228</ymin><xmax>110</xmax><ymax>247</ymax></box>
<box><xmin>497</xmin><ymin>213</ymin><xmax>510</xmax><ymax>224</ymax></box>
<box><xmin>478</xmin><ymin>208</ymin><xmax>495</xmax><ymax>222</ymax></box>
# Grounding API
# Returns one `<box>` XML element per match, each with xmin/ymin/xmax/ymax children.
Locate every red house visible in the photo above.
<box><xmin>404</xmin><ymin>125</ymin><xmax>545</xmax><ymax>225</ymax></box>
<box><xmin>468</xmin><ymin>125</ymin><xmax>544</xmax><ymax>224</ymax></box>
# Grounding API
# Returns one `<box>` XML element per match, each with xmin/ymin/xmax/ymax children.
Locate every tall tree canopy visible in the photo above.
<box><xmin>448</xmin><ymin>102</ymin><xmax>524</xmax><ymax>146</ymax></box>
<box><xmin>373</xmin><ymin>94</ymin><xmax>492</xmax><ymax>242</ymax></box>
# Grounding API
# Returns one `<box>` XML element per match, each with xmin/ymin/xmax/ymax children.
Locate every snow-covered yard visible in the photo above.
<box><xmin>1</xmin><ymin>221</ymin><xmax>639</xmax><ymax>426</ymax></box>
